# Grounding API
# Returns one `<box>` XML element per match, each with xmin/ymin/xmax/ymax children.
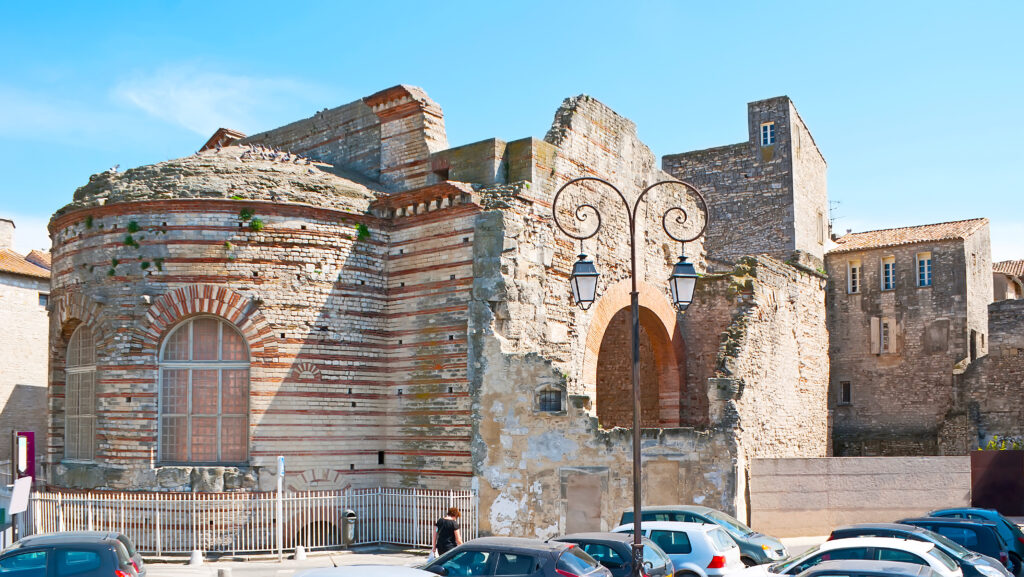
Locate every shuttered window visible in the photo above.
<box><xmin>65</xmin><ymin>326</ymin><xmax>96</xmax><ymax>461</ymax></box>
<box><xmin>159</xmin><ymin>317</ymin><xmax>250</xmax><ymax>463</ymax></box>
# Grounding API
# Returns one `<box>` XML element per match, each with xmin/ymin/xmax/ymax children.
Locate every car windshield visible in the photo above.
<box><xmin>769</xmin><ymin>544</ymin><xmax>822</xmax><ymax>573</ymax></box>
<box><xmin>556</xmin><ymin>547</ymin><xmax>602</xmax><ymax>574</ymax></box>
<box><xmin>927</xmin><ymin>545</ymin><xmax>960</xmax><ymax>572</ymax></box>
<box><xmin>706</xmin><ymin>510</ymin><xmax>755</xmax><ymax>537</ymax></box>
<box><xmin>922</xmin><ymin>529</ymin><xmax>977</xmax><ymax>559</ymax></box>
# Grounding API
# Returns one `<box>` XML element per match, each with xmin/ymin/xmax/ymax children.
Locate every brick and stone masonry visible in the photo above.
<box><xmin>45</xmin><ymin>85</ymin><xmax>831</xmax><ymax>536</ymax></box>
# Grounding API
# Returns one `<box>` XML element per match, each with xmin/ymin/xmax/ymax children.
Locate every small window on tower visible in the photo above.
<box><xmin>917</xmin><ymin>252</ymin><xmax>932</xmax><ymax>287</ymax></box>
<box><xmin>760</xmin><ymin>122</ymin><xmax>776</xmax><ymax>146</ymax></box>
<box><xmin>38</xmin><ymin>293</ymin><xmax>49</xmax><ymax>307</ymax></box>
<box><xmin>838</xmin><ymin>381</ymin><xmax>852</xmax><ymax>405</ymax></box>
<box><xmin>847</xmin><ymin>260</ymin><xmax>861</xmax><ymax>294</ymax></box>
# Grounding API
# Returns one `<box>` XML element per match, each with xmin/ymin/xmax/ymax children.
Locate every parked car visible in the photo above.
<box><xmin>0</xmin><ymin>535</ymin><xmax>138</xmax><ymax>577</ymax></box>
<box><xmin>794</xmin><ymin>559</ymin><xmax>945</xmax><ymax>577</ymax></box>
<box><xmin>552</xmin><ymin>532</ymin><xmax>674</xmax><ymax>577</ymax></box>
<box><xmin>898</xmin><ymin>518</ymin><xmax>1014</xmax><ymax>575</ymax></box>
<box><xmin>297</xmin><ymin>567</ymin><xmax>437</xmax><ymax>576</ymax></box>
<box><xmin>829</xmin><ymin>522</ymin><xmax>1011</xmax><ymax>577</ymax></box>
<box><xmin>733</xmin><ymin>537</ymin><xmax>963</xmax><ymax>577</ymax></box>
<box><xmin>929</xmin><ymin>508</ymin><xmax>1024</xmax><ymax>576</ymax></box>
<box><xmin>619</xmin><ymin>505</ymin><xmax>787</xmax><ymax>565</ymax></box>
<box><xmin>422</xmin><ymin>536</ymin><xmax>612</xmax><ymax>576</ymax></box>
<box><xmin>11</xmin><ymin>531</ymin><xmax>146</xmax><ymax>576</ymax></box>
<box><xmin>612</xmin><ymin>521</ymin><xmax>744</xmax><ymax>577</ymax></box>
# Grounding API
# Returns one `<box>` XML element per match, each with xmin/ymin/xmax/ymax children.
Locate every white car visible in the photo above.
<box><xmin>733</xmin><ymin>537</ymin><xmax>963</xmax><ymax>577</ymax></box>
<box><xmin>612</xmin><ymin>521</ymin><xmax>744</xmax><ymax>577</ymax></box>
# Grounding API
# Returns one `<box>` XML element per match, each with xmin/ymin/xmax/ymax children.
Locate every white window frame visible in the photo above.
<box><xmin>158</xmin><ymin>317</ymin><xmax>250</xmax><ymax>464</ymax></box>
<box><xmin>881</xmin><ymin>256</ymin><xmax>896</xmax><ymax>291</ymax></box>
<box><xmin>847</xmin><ymin>260</ymin><xmax>861</xmax><ymax>294</ymax></box>
<box><xmin>917</xmin><ymin>252</ymin><xmax>932</xmax><ymax>287</ymax></box>
<box><xmin>760</xmin><ymin>122</ymin><xmax>775</xmax><ymax>146</ymax></box>
<box><xmin>65</xmin><ymin>325</ymin><xmax>96</xmax><ymax>462</ymax></box>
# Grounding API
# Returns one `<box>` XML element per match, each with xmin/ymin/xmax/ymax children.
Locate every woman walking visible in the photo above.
<box><xmin>431</xmin><ymin>506</ymin><xmax>463</xmax><ymax>558</ymax></box>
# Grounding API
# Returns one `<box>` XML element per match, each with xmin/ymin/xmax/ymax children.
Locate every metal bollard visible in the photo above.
<box><xmin>217</xmin><ymin>569</ymin><xmax>233</xmax><ymax>577</ymax></box>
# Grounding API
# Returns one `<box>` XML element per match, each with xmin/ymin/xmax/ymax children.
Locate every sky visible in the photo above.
<box><xmin>1</xmin><ymin>1</ymin><xmax>1021</xmax><ymax>260</ymax></box>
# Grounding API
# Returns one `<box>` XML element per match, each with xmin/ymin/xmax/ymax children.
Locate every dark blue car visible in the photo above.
<box><xmin>930</xmin><ymin>508</ymin><xmax>1024</xmax><ymax>576</ymax></box>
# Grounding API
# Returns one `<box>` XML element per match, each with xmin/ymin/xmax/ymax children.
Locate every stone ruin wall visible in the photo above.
<box><xmin>467</xmin><ymin>94</ymin><xmax>829</xmax><ymax>535</ymax></box>
<box><xmin>955</xmin><ymin>299</ymin><xmax>1024</xmax><ymax>448</ymax></box>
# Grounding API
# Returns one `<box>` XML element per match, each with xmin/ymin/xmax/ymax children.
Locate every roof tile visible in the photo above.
<box><xmin>994</xmin><ymin>260</ymin><xmax>1024</xmax><ymax>277</ymax></box>
<box><xmin>830</xmin><ymin>218</ymin><xmax>988</xmax><ymax>254</ymax></box>
<box><xmin>0</xmin><ymin>249</ymin><xmax>51</xmax><ymax>279</ymax></box>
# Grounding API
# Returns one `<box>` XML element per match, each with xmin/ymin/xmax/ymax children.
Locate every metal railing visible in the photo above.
<box><xmin>29</xmin><ymin>487</ymin><xmax>477</xmax><ymax>555</ymax></box>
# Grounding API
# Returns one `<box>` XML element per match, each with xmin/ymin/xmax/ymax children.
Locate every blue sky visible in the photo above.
<box><xmin>2</xmin><ymin>1</ymin><xmax>1021</xmax><ymax>260</ymax></box>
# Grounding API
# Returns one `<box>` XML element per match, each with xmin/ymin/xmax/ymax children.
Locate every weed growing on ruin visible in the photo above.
<box><xmin>154</xmin><ymin>258</ymin><xmax>164</xmax><ymax>271</ymax></box>
<box><xmin>249</xmin><ymin>218</ymin><xmax>265</xmax><ymax>232</ymax></box>
<box><xmin>140</xmin><ymin>261</ymin><xmax>150</xmax><ymax>270</ymax></box>
<box><xmin>85</xmin><ymin>215</ymin><xmax>94</xmax><ymax>229</ymax></box>
<box><xmin>124</xmin><ymin>234</ymin><xmax>139</xmax><ymax>248</ymax></box>
<box><xmin>224</xmin><ymin>241</ymin><xmax>233</xmax><ymax>250</ymax></box>
<box><xmin>127</xmin><ymin>221</ymin><xmax>140</xmax><ymax>233</ymax></box>
<box><xmin>111</xmin><ymin>258</ymin><xmax>119</xmax><ymax>267</ymax></box>
<box><xmin>230</xmin><ymin>195</ymin><xmax>244</xmax><ymax>200</ymax></box>
<box><xmin>239</xmin><ymin>208</ymin><xmax>255</xmax><ymax>221</ymax></box>
<box><xmin>356</xmin><ymin>223</ymin><xmax>370</xmax><ymax>241</ymax></box>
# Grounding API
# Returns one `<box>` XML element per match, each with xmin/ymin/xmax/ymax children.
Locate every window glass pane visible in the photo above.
<box><xmin>220</xmin><ymin>416</ymin><xmax>248</xmax><ymax>461</ymax></box>
<box><xmin>877</xmin><ymin>549</ymin><xmax>925</xmax><ymax>564</ymax></box>
<box><xmin>162</xmin><ymin>323</ymin><xmax>190</xmax><ymax>361</ymax></box>
<box><xmin>191</xmin><ymin>370</ymin><xmax>219</xmax><ymax>415</ymax></box>
<box><xmin>57</xmin><ymin>549</ymin><xmax>101</xmax><ymax>576</ymax></box>
<box><xmin>161</xmin><ymin>370</ymin><xmax>188</xmax><ymax>415</ymax></box>
<box><xmin>650</xmin><ymin>530</ymin><xmax>692</xmax><ymax>554</ymax></box>
<box><xmin>222</xmin><ymin>326</ymin><xmax>248</xmax><ymax>361</ymax></box>
<box><xmin>79</xmin><ymin>328</ymin><xmax>95</xmax><ymax>366</ymax></box>
<box><xmin>495</xmin><ymin>552</ymin><xmax>535</xmax><ymax>575</ymax></box>
<box><xmin>0</xmin><ymin>550</ymin><xmax>48</xmax><ymax>570</ymax></box>
<box><xmin>222</xmin><ymin>370</ymin><xmax>248</xmax><ymax>414</ymax></box>
<box><xmin>161</xmin><ymin>416</ymin><xmax>188</xmax><ymax>461</ymax></box>
<box><xmin>65</xmin><ymin>417</ymin><xmax>80</xmax><ymax>460</ymax></box>
<box><xmin>440</xmin><ymin>550</ymin><xmax>492</xmax><ymax>576</ymax></box>
<box><xmin>191</xmin><ymin>417</ymin><xmax>218</xmax><ymax>461</ymax></box>
<box><xmin>65</xmin><ymin>373</ymin><xmax>80</xmax><ymax>414</ymax></box>
<box><xmin>79</xmin><ymin>372</ymin><xmax>94</xmax><ymax>417</ymax></box>
<box><xmin>582</xmin><ymin>543</ymin><xmax>624</xmax><ymax>565</ymax></box>
<box><xmin>192</xmin><ymin>318</ymin><xmax>220</xmax><ymax>360</ymax></box>
<box><xmin>79</xmin><ymin>417</ymin><xmax>95</xmax><ymax>461</ymax></box>
<box><xmin>67</xmin><ymin>331</ymin><xmax>80</xmax><ymax>367</ymax></box>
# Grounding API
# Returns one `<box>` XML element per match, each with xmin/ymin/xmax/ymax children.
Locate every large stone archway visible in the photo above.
<box><xmin>583</xmin><ymin>280</ymin><xmax>686</xmax><ymax>428</ymax></box>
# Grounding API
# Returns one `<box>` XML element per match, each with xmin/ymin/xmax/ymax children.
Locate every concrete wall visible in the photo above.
<box><xmin>750</xmin><ymin>456</ymin><xmax>972</xmax><ymax>537</ymax></box>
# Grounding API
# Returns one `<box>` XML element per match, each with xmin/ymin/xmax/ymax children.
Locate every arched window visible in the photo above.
<box><xmin>159</xmin><ymin>317</ymin><xmax>249</xmax><ymax>463</ymax></box>
<box><xmin>65</xmin><ymin>325</ymin><xmax>96</xmax><ymax>460</ymax></box>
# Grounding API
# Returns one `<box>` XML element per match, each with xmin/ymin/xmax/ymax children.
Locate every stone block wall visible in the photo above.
<box><xmin>956</xmin><ymin>299</ymin><xmax>1024</xmax><ymax>447</ymax></box>
<box><xmin>663</xmin><ymin>97</ymin><xmax>828</xmax><ymax>269</ymax></box>
<box><xmin>826</xmin><ymin>237</ymin><xmax>982</xmax><ymax>455</ymax></box>
<box><xmin>0</xmin><ymin>272</ymin><xmax>50</xmax><ymax>464</ymax></box>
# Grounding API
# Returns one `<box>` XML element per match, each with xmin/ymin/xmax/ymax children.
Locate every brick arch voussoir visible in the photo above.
<box><xmin>582</xmin><ymin>279</ymin><xmax>680</xmax><ymax>389</ymax></box>
<box><xmin>141</xmin><ymin>284</ymin><xmax>274</xmax><ymax>356</ymax></box>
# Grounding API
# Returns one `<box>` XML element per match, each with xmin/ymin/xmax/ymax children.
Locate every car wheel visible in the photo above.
<box><xmin>674</xmin><ymin>572</ymin><xmax>700</xmax><ymax>577</ymax></box>
<box><xmin>1009</xmin><ymin>552</ymin><xmax>1022</xmax><ymax>577</ymax></box>
<box><xmin>741</xmin><ymin>557</ymin><xmax>757</xmax><ymax>567</ymax></box>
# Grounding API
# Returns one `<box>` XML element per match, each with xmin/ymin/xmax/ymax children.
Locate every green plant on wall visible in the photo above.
<box><xmin>154</xmin><ymin>258</ymin><xmax>164</xmax><ymax>271</ymax></box>
<box><xmin>127</xmin><ymin>221</ymin><xmax>141</xmax><ymax>233</ymax></box>
<box><xmin>249</xmin><ymin>218</ymin><xmax>265</xmax><ymax>232</ymax></box>
<box><xmin>85</xmin><ymin>215</ymin><xmax>94</xmax><ymax>229</ymax></box>
<box><xmin>124</xmin><ymin>234</ymin><xmax>139</xmax><ymax>248</ymax></box>
<box><xmin>140</xmin><ymin>261</ymin><xmax>150</xmax><ymax>270</ymax></box>
<box><xmin>239</xmin><ymin>208</ymin><xmax>255</xmax><ymax>221</ymax></box>
<box><xmin>356</xmin><ymin>223</ymin><xmax>370</xmax><ymax>241</ymax></box>
<box><xmin>224</xmin><ymin>241</ymin><xmax>233</xmax><ymax>250</ymax></box>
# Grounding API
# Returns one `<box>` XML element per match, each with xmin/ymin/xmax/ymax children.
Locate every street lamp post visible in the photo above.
<box><xmin>552</xmin><ymin>177</ymin><xmax>708</xmax><ymax>577</ymax></box>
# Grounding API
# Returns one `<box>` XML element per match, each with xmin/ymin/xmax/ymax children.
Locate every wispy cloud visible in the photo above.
<box><xmin>112</xmin><ymin>64</ymin><xmax>322</xmax><ymax>135</ymax></box>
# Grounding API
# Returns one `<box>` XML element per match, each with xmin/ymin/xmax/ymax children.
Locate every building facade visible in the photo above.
<box><xmin>0</xmin><ymin>218</ymin><xmax>51</xmax><ymax>465</ymax></box>
<box><xmin>45</xmin><ymin>86</ymin><xmax>831</xmax><ymax>535</ymax></box>
<box><xmin>825</xmin><ymin>220</ymin><xmax>993</xmax><ymax>455</ymax></box>
<box><xmin>993</xmin><ymin>260</ymin><xmax>1023</xmax><ymax>301</ymax></box>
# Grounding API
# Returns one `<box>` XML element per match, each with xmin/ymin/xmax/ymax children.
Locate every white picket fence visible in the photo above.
<box><xmin>28</xmin><ymin>487</ymin><xmax>477</xmax><ymax>555</ymax></box>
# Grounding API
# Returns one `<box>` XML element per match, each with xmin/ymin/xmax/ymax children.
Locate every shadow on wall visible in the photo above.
<box><xmin>0</xmin><ymin>384</ymin><xmax>48</xmax><ymax>465</ymax></box>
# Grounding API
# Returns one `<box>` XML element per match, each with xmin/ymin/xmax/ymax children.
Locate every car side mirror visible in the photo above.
<box><xmin>643</xmin><ymin>560</ymin><xmax>654</xmax><ymax>571</ymax></box>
